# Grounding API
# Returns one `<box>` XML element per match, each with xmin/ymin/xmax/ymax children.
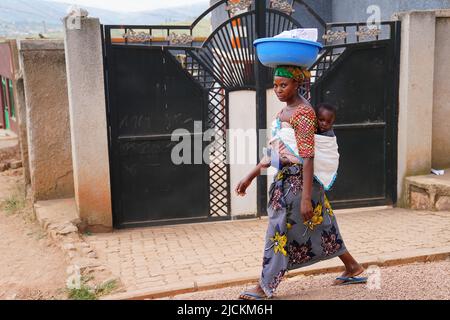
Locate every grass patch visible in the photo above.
<box><xmin>1</xmin><ymin>190</ymin><xmax>26</xmax><ymax>215</ymax></box>
<box><xmin>95</xmin><ymin>279</ymin><xmax>119</xmax><ymax>297</ymax></box>
<box><xmin>0</xmin><ymin>184</ymin><xmax>35</xmax><ymax>223</ymax></box>
<box><xmin>68</xmin><ymin>285</ymin><xmax>97</xmax><ymax>300</ymax></box>
<box><xmin>67</xmin><ymin>277</ymin><xmax>119</xmax><ymax>300</ymax></box>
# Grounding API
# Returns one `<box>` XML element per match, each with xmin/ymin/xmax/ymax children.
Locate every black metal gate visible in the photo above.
<box><xmin>102</xmin><ymin>0</ymin><xmax>400</xmax><ymax>228</ymax></box>
<box><xmin>310</xmin><ymin>21</ymin><xmax>401</xmax><ymax>208</ymax></box>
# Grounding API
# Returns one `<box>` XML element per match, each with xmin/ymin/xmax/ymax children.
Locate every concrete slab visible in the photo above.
<box><xmin>34</xmin><ymin>198</ymin><xmax>79</xmax><ymax>228</ymax></box>
<box><xmin>406</xmin><ymin>169</ymin><xmax>450</xmax><ymax>190</ymax></box>
<box><xmin>405</xmin><ymin>169</ymin><xmax>450</xmax><ymax>210</ymax></box>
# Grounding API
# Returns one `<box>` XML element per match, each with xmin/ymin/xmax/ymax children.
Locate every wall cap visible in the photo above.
<box><xmin>392</xmin><ymin>9</ymin><xmax>450</xmax><ymax>21</ymax></box>
<box><xmin>18</xmin><ymin>40</ymin><xmax>65</xmax><ymax>52</ymax></box>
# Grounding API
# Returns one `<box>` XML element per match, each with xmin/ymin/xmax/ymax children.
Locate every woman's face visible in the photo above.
<box><xmin>273</xmin><ymin>76</ymin><xmax>298</xmax><ymax>102</ymax></box>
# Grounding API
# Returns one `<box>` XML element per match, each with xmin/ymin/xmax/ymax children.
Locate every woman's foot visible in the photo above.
<box><xmin>333</xmin><ymin>264</ymin><xmax>365</xmax><ymax>285</ymax></box>
<box><xmin>238</xmin><ymin>285</ymin><xmax>267</xmax><ymax>300</ymax></box>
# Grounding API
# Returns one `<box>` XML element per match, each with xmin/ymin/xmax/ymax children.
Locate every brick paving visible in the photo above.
<box><xmin>84</xmin><ymin>208</ymin><xmax>450</xmax><ymax>296</ymax></box>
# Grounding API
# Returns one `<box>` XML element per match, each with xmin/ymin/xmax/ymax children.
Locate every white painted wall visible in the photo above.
<box><xmin>266</xmin><ymin>89</ymin><xmax>283</xmax><ymax>192</ymax></box>
<box><xmin>229</xmin><ymin>90</ymin><xmax>257</xmax><ymax>216</ymax></box>
<box><xmin>432</xmin><ymin>16</ymin><xmax>450</xmax><ymax>169</ymax></box>
<box><xmin>228</xmin><ymin>89</ymin><xmax>287</xmax><ymax>216</ymax></box>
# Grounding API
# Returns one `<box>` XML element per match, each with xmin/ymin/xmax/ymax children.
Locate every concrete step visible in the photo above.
<box><xmin>34</xmin><ymin>198</ymin><xmax>80</xmax><ymax>229</ymax></box>
<box><xmin>405</xmin><ymin>169</ymin><xmax>450</xmax><ymax>211</ymax></box>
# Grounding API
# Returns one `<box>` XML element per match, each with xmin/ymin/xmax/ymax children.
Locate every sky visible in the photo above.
<box><xmin>47</xmin><ymin>0</ymin><xmax>209</xmax><ymax>12</ymax></box>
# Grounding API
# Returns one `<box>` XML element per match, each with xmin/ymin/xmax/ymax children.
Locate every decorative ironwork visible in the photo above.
<box><xmin>309</xmin><ymin>47</ymin><xmax>345</xmax><ymax>82</ymax></box>
<box><xmin>192</xmin><ymin>10</ymin><xmax>298</xmax><ymax>89</ymax></box>
<box><xmin>270</xmin><ymin>0</ymin><xmax>295</xmax><ymax>15</ymax></box>
<box><xmin>226</xmin><ymin>0</ymin><xmax>252</xmax><ymax>17</ymax></box>
<box><xmin>355</xmin><ymin>26</ymin><xmax>381</xmax><ymax>39</ymax></box>
<box><xmin>169</xmin><ymin>49</ymin><xmax>228</xmax><ymax>216</ymax></box>
<box><xmin>323</xmin><ymin>22</ymin><xmax>392</xmax><ymax>45</ymax></box>
<box><xmin>122</xmin><ymin>29</ymin><xmax>152</xmax><ymax>42</ymax></box>
<box><xmin>322</xmin><ymin>30</ymin><xmax>349</xmax><ymax>43</ymax></box>
<box><xmin>175</xmin><ymin>51</ymin><xmax>215</xmax><ymax>89</ymax></box>
<box><xmin>206</xmin><ymin>87</ymin><xmax>229</xmax><ymax>217</ymax></box>
<box><xmin>166</xmin><ymin>32</ymin><xmax>193</xmax><ymax>45</ymax></box>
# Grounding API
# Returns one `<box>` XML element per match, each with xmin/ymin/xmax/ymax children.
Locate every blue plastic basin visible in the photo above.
<box><xmin>253</xmin><ymin>38</ymin><xmax>323</xmax><ymax>68</ymax></box>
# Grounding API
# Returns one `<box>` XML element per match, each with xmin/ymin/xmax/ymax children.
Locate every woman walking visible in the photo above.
<box><xmin>236</xmin><ymin>66</ymin><xmax>365</xmax><ymax>300</ymax></box>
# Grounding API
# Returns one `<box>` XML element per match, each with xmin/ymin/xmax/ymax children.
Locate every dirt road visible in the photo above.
<box><xmin>0</xmin><ymin>168</ymin><xmax>69</xmax><ymax>300</ymax></box>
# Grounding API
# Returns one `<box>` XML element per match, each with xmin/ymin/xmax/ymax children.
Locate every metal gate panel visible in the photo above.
<box><xmin>105</xmin><ymin>46</ymin><xmax>210</xmax><ymax>228</ymax></box>
<box><xmin>311</xmin><ymin>22</ymin><xmax>400</xmax><ymax>208</ymax></box>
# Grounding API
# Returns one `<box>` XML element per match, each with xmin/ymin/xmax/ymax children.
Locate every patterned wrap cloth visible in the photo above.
<box><xmin>259</xmin><ymin>105</ymin><xmax>347</xmax><ymax>298</ymax></box>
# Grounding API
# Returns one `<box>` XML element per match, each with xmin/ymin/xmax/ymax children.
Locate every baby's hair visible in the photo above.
<box><xmin>316</xmin><ymin>103</ymin><xmax>337</xmax><ymax>117</ymax></box>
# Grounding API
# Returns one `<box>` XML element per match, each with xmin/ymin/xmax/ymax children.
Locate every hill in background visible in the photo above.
<box><xmin>0</xmin><ymin>0</ymin><xmax>210</xmax><ymax>38</ymax></box>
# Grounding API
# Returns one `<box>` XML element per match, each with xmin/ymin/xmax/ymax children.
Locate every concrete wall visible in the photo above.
<box><xmin>266</xmin><ymin>89</ymin><xmax>281</xmax><ymax>192</ymax></box>
<box><xmin>395</xmin><ymin>9</ymin><xmax>450</xmax><ymax>205</ymax></box>
<box><xmin>18</xmin><ymin>40</ymin><xmax>74</xmax><ymax>201</ymax></box>
<box><xmin>64</xmin><ymin>17</ymin><xmax>112</xmax><ymax>231</ymax></box>
<box><xmin>432</xmin><ymin>16</ymin><xmax>450</xmax><ymax>169</ymax></box>
<box><xmin>332</xmin><ymin>0</ymin><xmax>450</xmax><ymax>23</ymax></box>
<box><xmin>229</xmin><ymin>90</ymin><xmax>257</xmax><ymax>216</ymax></box>
<box><xmin>228</xmin><ymin>89</ymin><xmax>286</xmax><ymax>216</ymax></box>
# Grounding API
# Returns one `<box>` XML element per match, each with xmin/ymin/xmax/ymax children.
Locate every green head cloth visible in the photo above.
<box><xmin>274</xmin><ymin>65</ymin><xmax>311</xmax><ymax>83</ymax></box>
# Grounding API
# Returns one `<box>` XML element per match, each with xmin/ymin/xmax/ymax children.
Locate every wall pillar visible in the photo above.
<box><xmin>395</xmin><ymin>11</ymin><xmax>436</xmax><ymax>206</ymax></box>
<box><xmin>229</xmin><ymin>90</ymin><xmax>257</xmax><ymax>217</ymax></box>
<box><xmin>432</xmin><ymin>13</ymin><xmax>450</xmax><ymax>169</ymax></box>
<box><xmin>63</xmin><ymin>17</ymin><xmax>112</xmax><ymax>231</ymax></box>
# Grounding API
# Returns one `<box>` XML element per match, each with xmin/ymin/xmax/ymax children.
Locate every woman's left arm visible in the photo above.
<box><xmin>290</xmin><ymin>107</ymin><xmax>317</xmax><ymax>222</ymax></box>
<box><xmin>301</xmin><ymin>158</ymin><xmax>314</xmax><ymax>221</ymax></box>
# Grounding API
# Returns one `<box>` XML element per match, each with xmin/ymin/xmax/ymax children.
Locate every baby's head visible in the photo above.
<box><xmin>316</xmin><ymin>103</ymin><xmax>337</xmax><ymax>134</ymax></box>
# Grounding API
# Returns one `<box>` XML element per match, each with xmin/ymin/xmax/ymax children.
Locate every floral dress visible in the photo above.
<box><xmin>259</xmin><ymin>105</ymin><xmax>347</xmax><ymax>298</ymax></box>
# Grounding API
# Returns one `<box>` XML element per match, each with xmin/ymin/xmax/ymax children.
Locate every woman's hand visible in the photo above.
<box><xmin>235</xmin><ymin>177</ymin><xmax>252</xmax><ymax>196</ymax></box>
<box><xmin>300</xmin><ymin>198</ymin><xmax>314</xmax><ymax>222</ymax></box>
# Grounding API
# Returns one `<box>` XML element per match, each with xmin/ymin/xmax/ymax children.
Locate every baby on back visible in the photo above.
<box><xmin>263</xmin><ymin>102</ymin><xmax>340</xmax><ymax>190</ymax></box>
<box><xmin>269</xmin><ymin>102</ymin><xmax>337</xmax><ymax>166</ymax></box>
<box><xmin>280</xmin><ymin>102</ymin><xmax>336</xmax><ymax>136</ymax></box>
<box><xmin>315</xmin><ymin>103</ymin><xmax>336</xmax><ymax>137</ymax></box>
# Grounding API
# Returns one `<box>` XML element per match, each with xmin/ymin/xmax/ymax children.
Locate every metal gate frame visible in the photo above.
<box><xmin>310</xmin><ymin>21</ymin><xmax>401</xmax><ymax>208</ymax></box>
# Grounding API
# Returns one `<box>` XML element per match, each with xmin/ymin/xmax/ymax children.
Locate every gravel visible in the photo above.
<box><xmin>166</xmin><ymin>259</ymin><xmax>450</xmax><ymax>300</ymax></box>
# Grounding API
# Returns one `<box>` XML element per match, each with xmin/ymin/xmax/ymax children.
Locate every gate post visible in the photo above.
<box><xmin>395</xmin><ymin>11</ymin><xmax>436</xmax><ymax>206</ymax></box>
<box><xmin>63</xmin><ymin>16</ymin><xmax>112</xmax><ymax>231</ymax></box>
<box><xmin>255</xmin><ymin>0</ymin><xmax>268</xmax><ymax>216</ymax></box>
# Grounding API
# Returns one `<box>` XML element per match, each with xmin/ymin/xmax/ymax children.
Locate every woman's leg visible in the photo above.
<box><xmin>240</xmin><ymin>180</ymin><xmax>289</xmax><ymax>300</ymax></box>
<box><xmin>334</xmin><ymin>251</ymin><xmax>365</xmax><ymax>285</ymax></box>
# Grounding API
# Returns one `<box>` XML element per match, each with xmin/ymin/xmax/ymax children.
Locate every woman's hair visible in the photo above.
<box><xmin>316</xmin><ymin>102</ymin><xmax>337</xmax><ymax>117</ymax></box>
